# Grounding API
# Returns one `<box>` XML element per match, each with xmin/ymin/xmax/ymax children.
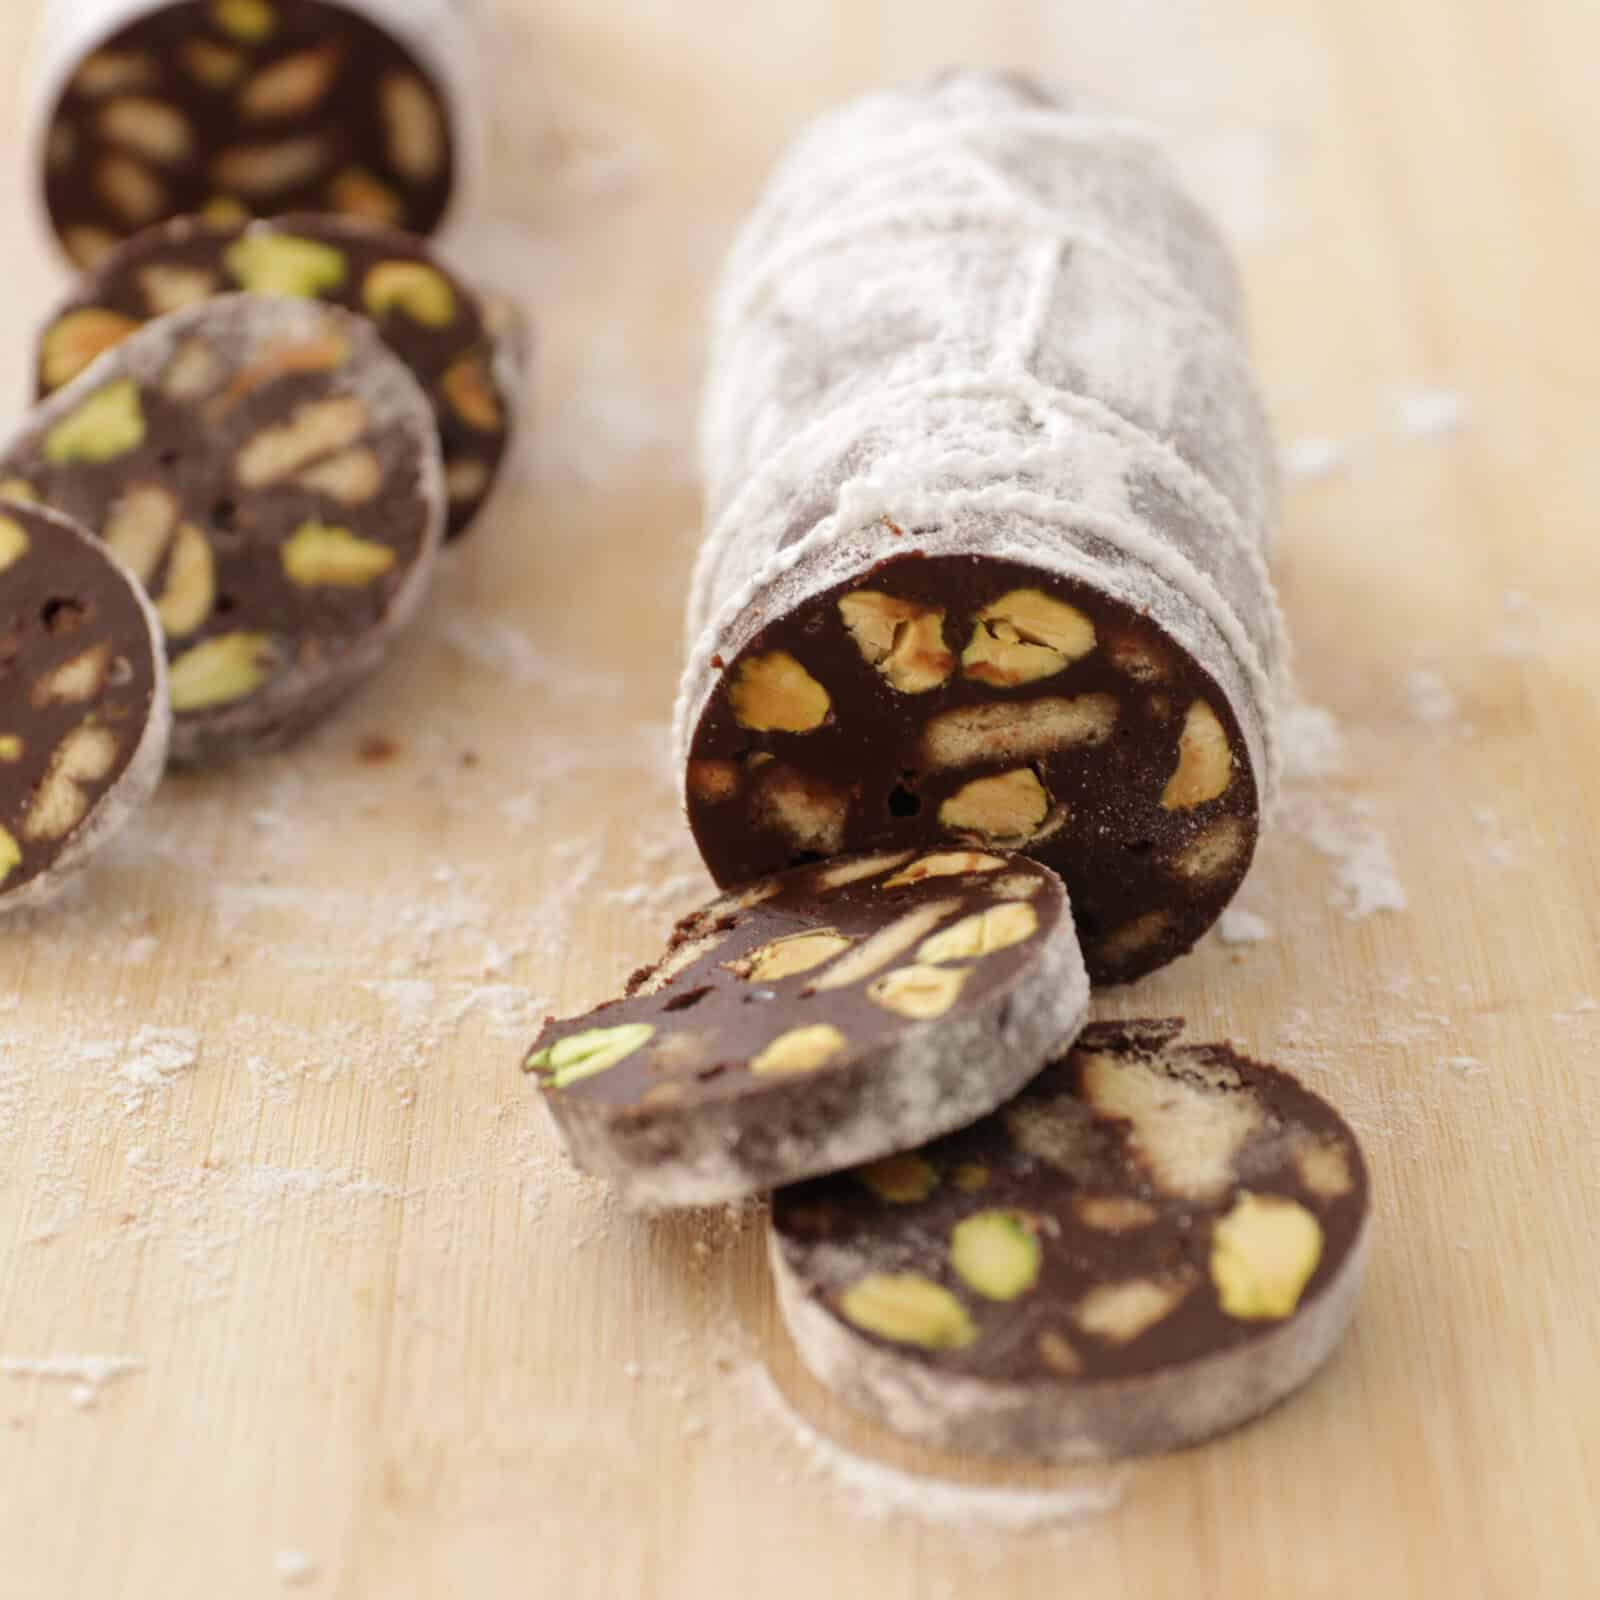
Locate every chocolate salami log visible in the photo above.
<box><xmin>0</xmin><ymin>501</ymin><xmax>169</xmax><ymax>913</ymax></box>
<box><xmin>1</xmin><ymin>294</ymin><xmax>445</xmax><ymax>765</ymax></box>
<box><xmin>770</xmin><ymin>1020</ymin><xmax>1371</xmax><ymax>1461</ymax></box>
<box><xmin>677</xmin><ymin>71</ymin><xmax>1287</xmax><ymax>985</ymax></box>
<box><xmin>27</xmin><ymin>0</ymin><xmax>483</xmax><ymax>270</ymax></box>
<box><xmin>37</xmin><ymin>214</ymin><xmax>525</xmax><ymax>540</ymax></box>
<box><xmin>524</xmin><ymin>849</ymin><xmax>1090</xmax><ymax>1210</ymax></box>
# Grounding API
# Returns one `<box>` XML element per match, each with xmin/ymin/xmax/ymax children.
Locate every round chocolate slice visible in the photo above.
<box><xmin>1</xmin><ymin>293</ymin><xmax>445</xmax><ymax>765</ymax></box>
<box><xmin>523</xmin><ymin>849</ymin><xmax>1090</xmax><ymax>1211</ymax></box>
<box><xmin>36</xmin><ymin>213</ymin><xmax>525</xmax><ymax>541</ymax></box>
<box><xmin>769</xmin><ymin>1019</ymin><xmax>1371</xmax><ymax>1461</ymax></box>
<box><xmin>0</xmin><ymin>500</ymin><xmax>169</xmax><ymax>913</ymax></box>
<box><xmin>685</xmin><ymin>553</ymin><xmax>1260</xmax><ymax>987</ymax></box>
<box><xmin>35</xmin><ymin>0</ymin><xmax>463</xmax><ymax>268</ymax></box>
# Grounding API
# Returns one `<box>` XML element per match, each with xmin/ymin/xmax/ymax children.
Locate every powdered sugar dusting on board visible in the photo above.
<box><xmin>0</xmin><ymin>528</ymin><xmax>691</xmax><ymax>1307</ymax></box>
<box><xmin>1281</xmin><ymin>436</ymin><xmax>1349</xmax><ymax>482</ymax></box>
<box><xmin>1218</xmin><ymin>907</ymin><xmax>1274</xmax><ymax>945</ymax></box>
<box><xmin>1279</xmin><ymin>698</ymin><xmax>1347</xmax><ymax>781</ymax></box>
<box><xmin>0</xmin><ymin>1354</ymin><xmax>144</xmax><ymax>1408</ymax></box>
<box><xmin>1285</xmin><ymin>795</ymin><xmax>1407</xmax><ymax>919</ymax></box>
<box><xmin>1258</xmin><ymin>697</ymin><xmax>1408</xmax><ymax>921</ymax></box>
<box><xmin>104</xmin><ymin>1028</ymin><xmax>200</xmax><ymax>1114</ymax></box>
<box><xmin>1392</xmin><ymin>388</ymin><xmax>1470</xmax><ymax>439</ymax></box>
<box><xmin>1403</xmin><ymin>667</ymin><xmax>1461</xmax><ymax>729</ymax></box>
<box><xmin>273</xmin><ymin>1549</ymin><xmax>318</xmax><ymax>1587</ymax></box>
<box><xmin>740</xmin><ymin>1364</ymin><xmax>1128</xmax><ymax>1534</ymax></box>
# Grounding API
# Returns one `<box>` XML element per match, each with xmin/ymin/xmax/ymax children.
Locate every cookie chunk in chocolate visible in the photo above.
<box><xmin>2</xmin><ymin>293</ymin><xmax>444</xmax><ymax>765</ymax></box>
<box><xmin>524</xmin><ymin>849</ymin><xmax>1090</xmax><ymax>1211</ymax></box>
<box><xmin>0</xmin><ymin>500</ymin><xmax>169</xmax><ymax>913</ymax></box>
<box><xmin>39</xmin><ymin>0</ymin><xmax>460</xmax><ymax>269</ymax></box>
<box><xmin>769</xmin><ymin>1019</ymin><xmax>1370</xmax><ymax>1461</ymax></box>
<box><xmin>686</xmin><ymin>554</ymin><xmax>1260</xmax><ymax>986</ymax></box>
<box><xmin>37</xmin><ymin>213</ymin><xmax>524</xmax><ymax>541</ymax></box>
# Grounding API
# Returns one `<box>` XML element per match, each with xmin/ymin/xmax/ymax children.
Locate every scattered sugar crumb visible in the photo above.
<box><xmin>273</xmin><ymin>1549</ymin><xmax>317</xmax><ymax>1586</ymax></box>
<box><xmin>1286</xmin><ymin>798</ymin><xmax>1407</xmax><ymax>919</ymax></box>
<box><xmin>604</xmin><ymin>870</ymin><xmax>711</xmax><ymax>913</ymax></box>
<box><xmin>1279</xmin><ymin>700</ymin><xmax>1347</xmax><ymax>781</ymax></box>
<box><xmin>1218</xmin><ymin>908</ymin><xmax>1273</xmax><ymax>946</ymax></box>
<box><xmin>1490</xmin><ymin>589</ymin><xmax>1540</xmax><ymax>659</ymax></box>
<box><xmin>237</xmin><ymin>1167</ymin><xmax>410</xmax><ymax>1204</ymax></box>
<box><xmin>434</xmin><ymin>614</ymin><xmax>620</xmax><ymax>697</ymax></box>
<box><xmin>1393</xmin><ymin>387</ymin><xmax>1470</xmax><ymax>437</ymax></box>
<box><xmin>0</xmin><ymin>1355</ymin><xmax>144</xmax><ymax>1404</ymax></box>
<box><xmin>1281</xmin><ymin>436</ymin><xmax>1348</xmax><ymax>481</ymax></box>
<box><xmin>623</xmin><ymin>1361</ymin><xmax>643</xmax><ymax>1380</ymax></box>
<box><xmin>1469</xmin><ymin>805</ymin><xmax>1518</xmax><ymax>868</ymax></box>
<box><xmin>1554</xmin><ymin>997</ymin><xmax>1599</xmax><ymax>1024</ymax></box>
<box><xmin>1403</xmin><ymin>668</ymin><xmax>1459</xmax><ymax>728</ymax></box>
<box><xmin>743</xmin><ymin>1366</ymin><xmax>1125</xmax><ymax>1534</ymax></box>
<box><xmin>109</xmin><ymin>1027</ymin><xmax>200</xmax><ymax>1113</ymax></box>
<box><xmin>123</xmin><ymin>934</ymin><xmax>160</xmax><ymax>965</ymax></box>
<box><xmin>1442</xmin><ymin>1056</ymin><xmax>1487</xmax><ymax>1081</ymax></box>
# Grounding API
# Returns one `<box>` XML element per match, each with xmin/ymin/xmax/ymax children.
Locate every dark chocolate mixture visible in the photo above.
<box><xmin>0</xmin><ymin>503</ymin><xmax>162</xmax><ymax>895</ymax></box>
<box><xmin>688</xmin><ymin>553</ymin><xmax>1260</xmax><ymax>983</ymax></box>
<box><xmin>773</xmin><ymin>1019</ymin><xmax>1369</xmax><ymax>1385</ymax></box>
<box><xmin>44</xmin><ymin>0</ymin><xmax>456</xmax><ymax>263</ymax></box>
<box><xmin>527</xmin><ymin>849</ymin><xmax>1068</xmax><ymax>1115</ymax></box>
<box><xmin>37</xmin><ymin>214</ymin><xmax>514</xmax><ymax>539</ymax></box>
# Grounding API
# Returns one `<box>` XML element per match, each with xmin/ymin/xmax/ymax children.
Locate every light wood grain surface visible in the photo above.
<box><xmin>0</xmin><ymin>1</ymin><xmax>1596</xmax><ymax>1596</ymax></box>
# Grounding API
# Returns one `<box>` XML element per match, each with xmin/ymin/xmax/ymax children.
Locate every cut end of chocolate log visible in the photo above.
<box><xmin>0</xmin><ymin>499</ymin><xmax>169</xmax><ymax>913</ymax></box>
<box><xmin>768</xmin><ymin>1018</ymin><xmax>1371</xmax><ymax>1462</ymax></box>
<box><xmin>686</xmin><ymin>554</ymin><xmax>1260</xmax><ymax>985</ymax></box>
<box><xmin>522</xmin><ymin>848</ymin><xmax>1090</xmax><ymax>1210</ymax></box>
<box><xmin>40</xmin><ymin>0</ymin><xmax>459</xmax><ymax>269</ymax></box>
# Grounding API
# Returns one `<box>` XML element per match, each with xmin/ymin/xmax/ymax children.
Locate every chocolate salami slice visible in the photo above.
<box><xmin>1</xmin><ymin>293</ymin><xmax>445</xmax><ymax>765</ymax></box>
<box><xmin>678</xmin><ymin>71</ymin><xmax>1286</xmax><ymax>985</ymax></box>
<box><xmin>30</xmin><ymin>0</ymin><xmax>478</xmax><ymax>269</ymax></box>
<box><xmin>37</xmin><ymin>213</ymin><xmax>525</xmax><ymax>540</ymax></box>
<box><xmin>0</xmin><ymin>500</ymin><xmax>169</xmax><ymax>913</ymax></box>
<box><xmin>523</xmin><ymin>849</ymin><xmax>1090</xmax><ymax>1211</ymax></box>
<box><xmin>770</xmin><ymin>1019</ymin><xmax>1371</xmax><ymax>1461</ymax></box>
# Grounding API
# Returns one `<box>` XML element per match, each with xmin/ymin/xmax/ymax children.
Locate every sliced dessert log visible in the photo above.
<box><xmin>769</xmin><ymin>1019</ymin><xmax>1371</xmax><ymax>1461</ymax></box>
<box><xmin>680</xmin><ymin>70</ymin><xmax>1284</xmax><ymax>985</ymax></box>
<box><xmin>35</xmin><ymin>0</ymin><xmax>465</xmax><ymax>268</ymax></box>
<box><xmin>0</xmin><ymin>500</ymin><xmax>169</xmax><ymax>913</ymax></box>
<box><xmin>1</xmin><ymin>293</ymin><xmax>444</xmax><ymax>764</ymax></box>
<box><xmin>523</xmin><ymin>849</ymin><xmax>1090</xmax><ymax>1211</ymax></box>
<box><xmin>37</xmin><ymin>213</ymin><xmax>525</xmax><ymax>540</ymax></box>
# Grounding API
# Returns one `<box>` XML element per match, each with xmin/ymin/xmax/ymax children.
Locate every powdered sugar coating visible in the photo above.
<box><xmin>677</xmin><ymin>71</ymin><xmax>1283</xmax><ymax>819</ymax></box>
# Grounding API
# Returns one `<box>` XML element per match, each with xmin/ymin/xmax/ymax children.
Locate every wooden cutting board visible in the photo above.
<box><xmin>0</xmin><ymin>0</ymin><xmax>1595</xmax><ymax>1595</ymax></box>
